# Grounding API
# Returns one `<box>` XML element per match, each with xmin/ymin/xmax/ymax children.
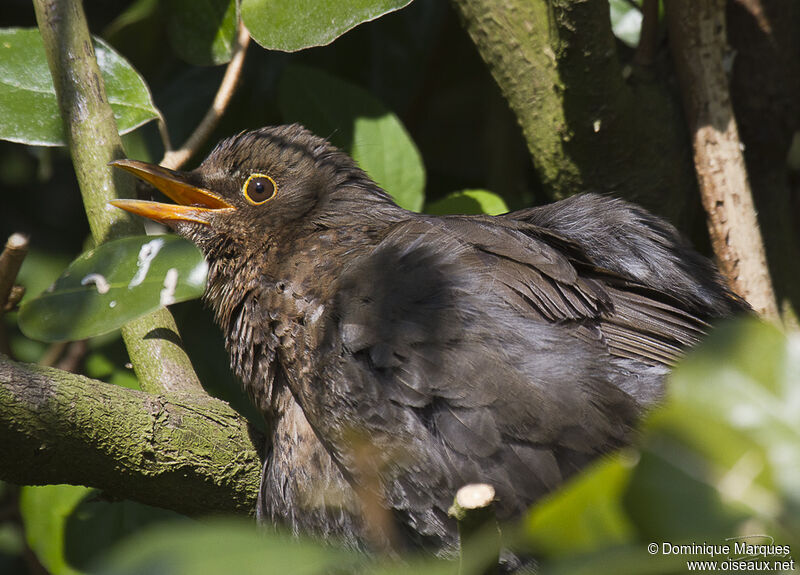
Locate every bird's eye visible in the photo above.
<box><xmin>243</xmin><ymin>173</ymin><xmax>277</xmax><ymax>205</ymax></box>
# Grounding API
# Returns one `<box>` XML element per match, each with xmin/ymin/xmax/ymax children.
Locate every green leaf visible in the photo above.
<box><xmin>639</xmin><ymin>319</ymin><xmax>800</xmax><ymax>535</ymax></box>
<box><xmin>519</xmin><ymin>319</ymin><xmax>800</xmax><ymax>575</ymax></box>
<box><xmin>166</xmin><ymin>0</ymin><xmax>238</xmax><ymax>66</ymax></box>
<box><xmin>20</xmin><ymin>485</ymin><xmax>91</xmax><ymax>575</ymax></box>
<box><xmin>18</xmin><ymin>235</ymin><xmax>207</xmax><ymax>342</ymax></box>
<box><xmin>278</xmin><ymin>65</ymin><xmax>425</xmax><ymax>211</ymax></box>
<box><xmin>425</xmin><ymin>189</ymin><xmax>509</xmax><ymax>216</ymax></box>
<box><xmin>0</xmin><ymin>28</ymin><xmax>159</xmax><ymax>146</ymax></box>
<box><xmin>96</xmin><ymin>518</ymin><xmax>362</xmax><ymax>575</ymax></box>
<box><xmin>535</xmin><ymin>546</ymin><xmax>686</xmax><ymax>575</ymax></box>
<box><xmin>65</xmin><ymin>499</ymin><xmax>184</xmax><ymax>571</ymax></box>
<box><xmin>609</xmin><ymin>0</ymin><xmax>642</xmax><ymax>48</ymax></box>
<box><xmin>522</xmin><ymin>455</ymin><xmax>637</xmax><ymax>557</ymax></box>
<box><xmin>242</xmin><ymin>0</ymin><xmax>413</xmax><ymax>52</ymax></box>
<box><xmin>104</xmin><ymin>0</ymin><xmax>160</xmax><ymax>39</ymax></box>
<box><xmin>20</xmin><ymin>487</ymin><xmax>184</xmax><ymax>575</ymax></box>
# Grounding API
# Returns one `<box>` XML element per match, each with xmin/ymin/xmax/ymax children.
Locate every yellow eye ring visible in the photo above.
<box><xmin>243</xmin><ymin>173</ymin><xmax>277</xmax><ymax>205</ymax></box>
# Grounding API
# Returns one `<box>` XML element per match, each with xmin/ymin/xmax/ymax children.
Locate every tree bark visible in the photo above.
<box><xmin>32</xmin><ymin>0</ymin><xmax>204</xmax><ymax>394</ymax></box>
<box><xmin>0</xmin><ymin>355</ymin><xmax>260</xmax><ymax>516</ymax></box>
<box><xmin>451</xmin><ymin>0</ymin><xmax>698</xmax><ymax>226</ymax></box>
<box><xmin>726</xmin><ymin>0</ymin><xmax>800</xmax><ymax>323</ymax></box>
<box><xmin>666</xmin><ymin>0</ymin><xmax>779</xmax><ymax>318</ymax></box>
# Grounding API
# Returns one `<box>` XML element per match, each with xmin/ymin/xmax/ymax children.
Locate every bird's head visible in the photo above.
<box><xmin>110</xmin><ymin>124</ymin><xmax>399</xmax><ymax>255</ymax></box>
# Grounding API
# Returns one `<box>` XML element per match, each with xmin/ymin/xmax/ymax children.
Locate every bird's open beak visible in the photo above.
<box><xmin>109</xmin><ymin>159</ymin><xmax>235</xmax><ymax>225</ymax></box>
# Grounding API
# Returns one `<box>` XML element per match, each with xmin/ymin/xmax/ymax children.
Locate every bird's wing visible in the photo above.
<box><xmin>506</xmin><ymin>193</ymin><xmax>750</xmax><ymax>317</ymax></box>
<box><xmin>429</xmin><ymin>215</ymin><xmax>710</xmax><ymax>367</ymax></box>
<box><xmin>314</xmin><ymin>215</ymin><xmax>695</xmax><ymax>548</ymax></box>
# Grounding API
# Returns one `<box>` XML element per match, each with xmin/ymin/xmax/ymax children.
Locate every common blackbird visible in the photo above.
<box><xmin>111</xmin><ymin>124</ymin><xmax>748</xmax><ymax>554</ymax></box>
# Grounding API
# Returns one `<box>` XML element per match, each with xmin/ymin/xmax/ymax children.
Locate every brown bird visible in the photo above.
<box><xmin>110</xmin><ymin>124</ymin><xmax>747</xmax><ymax>557</ymax></box>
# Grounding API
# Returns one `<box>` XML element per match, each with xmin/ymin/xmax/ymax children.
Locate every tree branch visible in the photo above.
<box><xmin>449</xmin><ymin>484</ymin><xmax>500</xmax><ymax>575</ymax></box>
<box><xmin>634</xmin><ymin>0</ymin><xmax>660</xmax><ymax>67</ymax></box>
<box><xmin>450</xmin><ymin>0</ymin><xmax>697</xmax><ymax>224</ymax></box>
<box><xmin>0</xmin><ymin>355</ymin><xmax>261</xmax><ymax>516</ymax></box>
<box><xmin>161</xmin><ymin>23</ymin><xmax>251</xmax><ymax>170</ymax></box>
<box><xmin>666</xmin><ymin>0</ymin><xmax>779</xmax><ymax>318</ymax></box>
<box><xmin>726</xmin><ymin>0</ymin><xmax>800</xmax><ymax>323</ymax></box>
<box><xmin>0</xmin><ymin>233</ymin><xmax>28</xmax><ymax>312</ymax></box>
<box><xmin>32</xmin><ymin>0</ymin><xmax>204</xmax><ymax>394</ymax></box>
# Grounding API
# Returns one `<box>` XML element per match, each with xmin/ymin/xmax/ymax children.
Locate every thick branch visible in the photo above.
<box><xmin>32</xmin><ymin>0</ymin><xmax>203</xmax><ymax>394</ymax></box>
<box><xmin>451</xmin><ymin>0</ymin><xmax>579</xmax><ymax>193</ymax></box>
<box><xmin>666</xmin><ymin>0</ymin><xmax>778</xmax><ymax>317</ymax></box>
<box><xmin>0</xmin><ymin>355</ymin><xmax>261</xmax><ymax>516</ymax></box>
<box><xmin>451</xmin><ymin>0</ymin><xmax>697</xmax><ymax>224</ymax></box>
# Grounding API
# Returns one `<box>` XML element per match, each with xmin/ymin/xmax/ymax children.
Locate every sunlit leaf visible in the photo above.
<box><xmin>640</xmin><ymin>319</ymin><xmax>800</xmax><ymax>535</ymax></box>
<box><xmin>425</xmin><ymin>189</ymin><xmax>508</xmax><ymax>216</ymax></box>
<box><xmin>520</xmin><ymin>319</ymin><xmax>799</xmax><ymax>574</ymax></box>
<box><xmin>95</xmin><ymin>518</ymin><xmax>363</xmax><ymax>575</ymax></box>
<box><xmin>0</xmin><ymin>28</ymin><xmax>159</xmax><ymax>146</ymax></box>
<box><xmin>609</xmin><ymin>0</ymin><xmax>643</xmax><ymax>48</ymax></box>
<box><xmin>166</xmin><ymin>0</ymin><xmax>238</xmax><ymax>66</ymax></box>
<box><xmin>18</xmin><ymin>235</ymin><xmax>207</xmax><ymax>342</ymax></box>
<box><xmin>278</xmin><ymin>65</ymin><xmax>425</xmax><ymax>211</ymax></box>
<box><xmin>535</xmin><ymin>546</ymin><xmax>685</xmax><ymax>575</ymax></box>
<box><xmin>241</xmin><ymin>0</ymin><xmax>413</xmax><ymax>52</ymax></box>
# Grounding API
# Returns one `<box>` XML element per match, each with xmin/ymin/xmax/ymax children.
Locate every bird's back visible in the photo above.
<box><xmin>276</xmin><ymin>194</ymin><xmax>747</xmax><ymax>552</ymax></box>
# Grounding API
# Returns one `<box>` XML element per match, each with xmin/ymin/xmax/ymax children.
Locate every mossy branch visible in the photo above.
<box><xmin>31</xmin><ymin>0</ymin><xmax>203</xmax><ymax>394</ymax></box>
<box><xmin>450</xmin><ymin>0</ymin><xmax>697</xmax><ymax>225</ymax></box>
<box><xmin>0</xmin><ymin>355</ymin><xmax>260</xmax><ymax>516</ymax></box>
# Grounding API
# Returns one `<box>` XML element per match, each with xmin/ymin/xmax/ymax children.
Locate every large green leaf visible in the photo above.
<box><xmin>241</xmin><ymin>0</ymin><xmax>413</xmax><ymax>52</ymax></box>
<box><xmin>516</xmin><ymin>319</ymin><xmax>799</xmax><ymax>574</ymax></box>
<box><xmin>20</xmin><ymin>486</ymin><xmax>183</xmax><ymax>575</ymax></box>
<box><xmin>18</xmin><ymin>235</ymin><xmax>207</xmax><ymax>342</ymax></box>
<box><xmin>20</xmin><ymin>485</ymin><xmax>90</xmax><ymax>575</ymax></box>
<box><xmin>0</xmin><ymin>28</ymin><xmax>159</xmax><ymax>146</ymax></box>
<box><xmin>278</xmin><ymin>65</ymin><xmax>425</xmax><ymax>211</ymax></box>
<box><xmin>95</xmin><ymin>518</ymin><xmax>363</xmax><ymax>575</ymax></box>
<box><xmin>166</xmin><ymin>0</ymin><xmax>238</xmax><ymax>66</ymax></box>
<box><xmin>425</xmin><ymin>189</ymin><xmax>509</xmax><ymax>216</ymax></box>
<box><xmin>522</xmin><ymin>455</ymin><xmax>637</xmax><ymax>557</ymax></box>
<box><xmin>640</xmin><ymin>319</ymin><xmax>800</xmax><ymax>537</ymax></box>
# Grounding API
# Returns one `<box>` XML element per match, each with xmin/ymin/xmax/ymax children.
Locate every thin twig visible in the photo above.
<box><xmin>449</xmin><ymin>484</ymin><xmax>500</xmax><ymax>575</ymax></box>
<box><xmin>39</xmin><ymin>341</ymin><xmax>68</xmax><ymax>368</ymax></box>
<box><xmin>0</xmin><ymin>234</ymin><xmax>29</xmax><ymax>357</ymax></box>
<box><xmin>3</xmin><ymin>286</ymin><xmax>25</xmax><ymax>312</ymax></box>
<box><xmin>160</xmin><ymin>23</ymin><xmax>251</xmax><ymax>170</ymax></box>
<box><xmin>635</xmin><ymin>0</ymin><xmax>660</xmax><ymax>67</ymax></box>
<box><xmin>0</xmin><ymin>234</ymin><xmax>29</xmax><ymax>311</ymax></box>
<box><xmin>156</xmin><ymin>109</ymin><xmax>174</xmax><ymax>154</ymax></box>
<box><xmin>55</xmin><ymin>340</ymin><xmax>89</xmax><ymax>373</ymax></box>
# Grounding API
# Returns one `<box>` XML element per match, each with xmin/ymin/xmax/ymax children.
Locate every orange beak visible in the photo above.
<box><xmin>109</xmin><ymin>159</ymin><xmax>235</xmax><ymax>225</ymax></box>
